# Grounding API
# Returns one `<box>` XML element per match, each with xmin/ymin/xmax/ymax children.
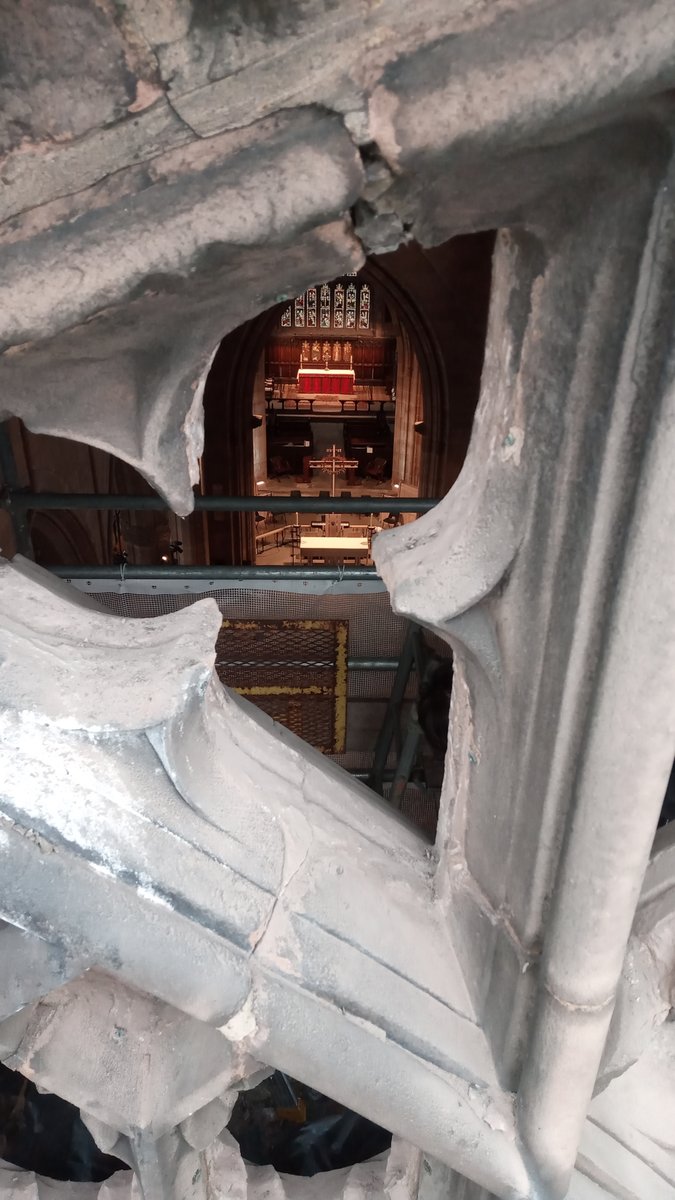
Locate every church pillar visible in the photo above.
<box><xmin>251</xmin><ymin>354</ymin><xmax>267</xmax><ymax>488</ymax></box>
<box><xmin>201</xmin><ymin>323</ymin><xmax>259</xmax><ymax>566</ymax></box>
<box><xmin>391</xmin><ymin>324</ymin><xmax>423</xmax><ymax>497</ymax></box>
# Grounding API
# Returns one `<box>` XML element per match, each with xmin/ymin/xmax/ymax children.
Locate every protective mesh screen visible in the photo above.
<box><xmin>91</xmin><ymin>588</ymin><xmax>405</xmax><ymax>653</ymax></box>
<box><xmin>92</xmin><ymin>588</ymin><xmax>420</xmax><ymax>700</ymax></box>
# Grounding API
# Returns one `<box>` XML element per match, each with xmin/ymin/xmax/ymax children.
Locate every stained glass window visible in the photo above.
<box><xmin>320</xmin><ymin>284</ymin><xmax>331</xmax><ymax>328</ymax></box>
<box><xmin>281</xmin><ymin>305</ymin><xmax>292</xmax><ymax>327</ymax></box>
<box><xmin>333</xmin><ymin>283</ymin><xmax>345</xmax><ymax>328</ymax></box>
<box><xmin>358</xmin><ymin>284</ymin><xmax>371</xmax><ymax>329</ymax></box>
<box><xmin>306</xmin><ymin>287</ymin><xmax>317</xmax><ymax>327</ymax></box>
<box><xmin>346</xmin><ymin>283</ymin><xmax>357</xmax><ymax>329</ymax></box>
<box><xmin>294</xmin><ymin>293</ymin><xmax>305</xmax><ymax>326</ymax></box>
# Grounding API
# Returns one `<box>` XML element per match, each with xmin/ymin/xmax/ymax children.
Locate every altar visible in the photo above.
<box><xmin>297</xmin><ymin>367</ymin><xmax>355</xmax><ymax>395</ymax></box>
<box><xmin>300</xmin><ymin>536</ymin><xmax>370</xmax><ymax>563</ymax></box>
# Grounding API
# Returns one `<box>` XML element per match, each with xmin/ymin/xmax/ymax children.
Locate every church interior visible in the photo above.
<box><xmin>254</xmin><ymin>278</ymin><xmax>400</xmax><ymax>570</ymax></box>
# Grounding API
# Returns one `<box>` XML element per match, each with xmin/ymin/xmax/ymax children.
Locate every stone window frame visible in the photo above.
<box><xmin>1</xmin><ymin>7</ymin><xmax>675</xmax><ymax>1200</ymax></box>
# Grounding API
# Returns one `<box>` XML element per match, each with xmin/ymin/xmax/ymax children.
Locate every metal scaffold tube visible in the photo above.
<box><xmin>49</xmin><ymin>564</ymin><xmax>379</xmax><ymax>581</ymax></box>
<box><xmin>0</xmin><ymin>491</ymin><xmax>437</xmax><ymax>515</ymax></box>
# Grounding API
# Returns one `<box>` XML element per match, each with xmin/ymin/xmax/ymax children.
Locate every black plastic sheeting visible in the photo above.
<box><xmin>417</xmin><ymin>657</ymin><xmax>454</xmax><ymax>755</ymax></box>
<box><xmin>0</xmin><ymin>1064</ymin><xmax>390</xmax><ymax>1182</ymax></box>
<box><xmin>0</xmin><ymin>1064</ymin><xmax>127</xmax><ymax>1181</ymax></box>
<box><xmin>228</xmin><ymin>1072</ymin><xmax>392</xmax><ymax>1176</ymax></box>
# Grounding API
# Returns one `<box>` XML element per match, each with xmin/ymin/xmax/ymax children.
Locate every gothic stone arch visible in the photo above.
<box><xmin>1</xmin><ymin>5</ymin><xmax>675</xmax><ymax>1200</ymax></box>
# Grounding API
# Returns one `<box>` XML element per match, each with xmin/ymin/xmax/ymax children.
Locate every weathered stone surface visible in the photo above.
<box><xmin>0</xmin><ymin>555</ymin><xmax>219</xmax><ymax>728</ymax></box>
<box><xmin>584</xmin><ymin>1022</ymin><xmax>675</xmax><ymax>1198</ymax></box>
<box><xmin>366</xmin><ymin>5</ymin><xmax>675</xmax><ymax>246</ymax></box>
<box><xmin>374</xmin><ymin>118</ymin><xmax>675</xmax><ymax>1197</ymax></box>
<box><xmin>3</xmin><ymin>6</ymin><xmax>675</xmax><ymax>1200</ymax></box>
<box><xmin>598</xmin><ymin>822</ymin><xmax>675</xmax><ymax>1089</ymax></box>
<box><xmin>0</xmin><ymin>101</ymin><xmax>192</xmax><ymax>228</ymax></box>
<box><xmin>0</xmin><ymin>925</ymin><xmax>88</xmax><ymax>1022</ymax></box>
<box><xmin>0</xmin><ymin>1</ymin><xmax>159</xmax><ymax>157</ymax></box>
<box><xmin>0</xmin><ymin>109</ymin><xmax>363</xmax><ymax>512</ymax></box>
<box><xmin>0</xmin><ymin>1147</ymin><xmax>396</xmax><ymax>1200</ymax></box>
<box><xmin>3</xmin><ymin>0</ymin><xmax>674</xmax><ymax>238</ymax></box>
<box><xmin>0</xmin><ymin>555</ymin><xmax>530</xmax><ymax>1200</ymax></box>
<box><xmin>0</xmin><ymin>109</ymin><xmax>363</xmax><ymax>350</ymax></box>
<box><xmin>369</xmin><ymin>2</ymin><xmax>675</xmax><ymax>165</ymax></box>
<box><xmin>0</xmin><ymin>971</ymin><xmax>262</xmax><ymax>1140</ymax></box>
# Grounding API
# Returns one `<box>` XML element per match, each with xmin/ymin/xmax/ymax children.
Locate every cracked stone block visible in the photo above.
<box><xmin>0</xmin><ymin>1</ymin><xmax>158</xmax><ymax>156</ymax></box>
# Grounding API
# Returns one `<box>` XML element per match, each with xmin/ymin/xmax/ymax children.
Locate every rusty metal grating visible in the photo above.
<box><xmin>216</xmin><ymin>618</ymin><xmax>348</xmax><ymax>752</ymax></box>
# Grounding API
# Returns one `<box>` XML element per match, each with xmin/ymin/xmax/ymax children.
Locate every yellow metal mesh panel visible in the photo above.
<box><xmin>216</xmin><ymin>618</ymin><xmax>348</xmax><ymax>752</ymax></box>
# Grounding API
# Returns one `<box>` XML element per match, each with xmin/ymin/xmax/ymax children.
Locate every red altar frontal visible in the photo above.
<box><xmin>297</xmin><ymin>367</ymin><xmax>355</xmax><ymax>395</ymax></box>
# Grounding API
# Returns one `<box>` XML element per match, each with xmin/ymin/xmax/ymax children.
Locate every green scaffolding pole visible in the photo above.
<box><xmin>1</xmin><ymin>491</ymin><xmax>437</xmax><ymax>516</ymax></box>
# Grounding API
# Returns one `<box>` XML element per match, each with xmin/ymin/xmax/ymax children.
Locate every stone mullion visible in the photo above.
<box><xmin>375</xmin><ymin>122</ymin><xmax>675</xmax><ymax>1197</ymax></box>
<box><xmin>516</xmin><ymin>152</ymin><xmax>675</xmax><ymax>1195</ymax></box>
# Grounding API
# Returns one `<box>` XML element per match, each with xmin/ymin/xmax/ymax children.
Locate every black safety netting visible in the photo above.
<box><xmin>0</xmin><ymin>1064</ymin><xmax>390</xmax><ymax>1182</ymax></box>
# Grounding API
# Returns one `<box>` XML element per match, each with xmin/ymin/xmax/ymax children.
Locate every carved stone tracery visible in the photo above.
<box><xmin>1</xmin><ymin>4</ymin><xmax>675</xmax><ymax>1200</ymax></box>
